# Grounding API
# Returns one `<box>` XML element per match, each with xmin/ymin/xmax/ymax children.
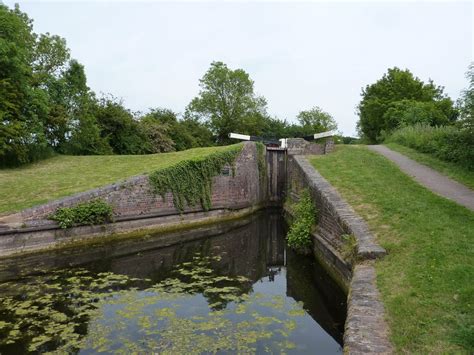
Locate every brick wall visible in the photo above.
<box><xmin>287</xmin><ymin>155</ymin><xmax>386</xmax><ymax>259</ymax></box>
<box><xmin>20</xmin><ymin>142</ymin><xmax>263</xmax><ymax>223</ymax></box>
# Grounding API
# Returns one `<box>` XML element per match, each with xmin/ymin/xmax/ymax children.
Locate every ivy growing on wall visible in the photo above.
<box><xmin>148</xmin><ymin>144</ymin><xmax>243</xmax><ymax>212</ymax></box>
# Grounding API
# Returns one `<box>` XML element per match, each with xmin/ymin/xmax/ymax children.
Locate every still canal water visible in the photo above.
<box><xmin>0</xmin><ymin>209</ymin><xmax>346</xmax><ymax>354</ymax></box>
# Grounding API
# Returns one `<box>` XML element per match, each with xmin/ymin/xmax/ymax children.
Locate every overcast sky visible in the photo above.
<box><xmin>4</xmin><ymin>0</ymin><xmax>473</xmax><ymax>136</ymax></box>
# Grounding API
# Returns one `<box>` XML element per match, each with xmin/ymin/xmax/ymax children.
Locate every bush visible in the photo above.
<box><xmin>286</xmin><ymin>190</ymin><xmax>316</xmax><ymax>250</ymax></box>
<box><xmin>386</xmin><ymin>123</ymin><xmax>474</xmax><ymax>170</ymax></box>
<box><xmin>50</xmin><ymin>199</ymin><xmax>113</xmax><ymax>228</ymax></box>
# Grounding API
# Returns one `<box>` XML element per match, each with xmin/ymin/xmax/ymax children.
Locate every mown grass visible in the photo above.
<box><xmin>310</xmin><ymin>146</ymin><xmax>473</xmax><ymax>354</ymax></box>
<box><xmin>385</xmin><ymin>142</ymin><xmax>474</xmax><ymax>190</ymax></box>
<box><xmin>0</xmin><ymin>145</ymin><xmax>239</xmax><ymax>215</ymax></box>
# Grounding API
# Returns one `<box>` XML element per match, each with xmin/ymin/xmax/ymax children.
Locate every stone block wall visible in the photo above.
<box><xmin>286</xmin><ymin>138</ymin><xmax>334</xmax><ymax>155</ymax></box>
<box><xmin>18</xmin><ymin>142</ymin><xmax>263</xmax><ymax>223</ymax></box>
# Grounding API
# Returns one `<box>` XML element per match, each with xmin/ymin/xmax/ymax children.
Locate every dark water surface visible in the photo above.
<box><xmin>0</xmin><ymin>209</ymin><xmax>346</xmax><ymax>354</ymax></box>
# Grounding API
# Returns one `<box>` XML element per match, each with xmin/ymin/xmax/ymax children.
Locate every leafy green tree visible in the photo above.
<box><xmin>177</xmin><ymin>116</ymin><xmax>214</xmax><ymax>149</ymax></box>
<box><xmin>458</xmin><ymin>63</ymin><xmax>474</xmax><ymax>123</ymax></box>
<box><xmin>54</xmin><ymin>60</ymin><xmax>111</xmax><ymax>155</ymax></box>
<box><xmin>186</xmin><ymin>61</ymin><xmax>267</xmax><ymax>144</ymax></box>
<box><xmin>32</xmin><ymin>33</ymin><xmax>70</xmax><ymax>87</ymax></box>
<box><xmin>357</xmin><ymin>67</ymin><xmax>457</xmax><ymax>143</ymax></box>
<box><xmin>383</xmin><ymin>100</ymin><xmax>452</xmax><ymax>129</ymax></box>
<box><xmin>94</xmin><ymin>96</ymin><xmax>146</xmax><ymax>154</ymax></box>
<box><xmin>142</xmin><ymin>108</ymin><xmax>214</xmax><ymax>151</ymax></box>
<box><xmin>139</xmin><ymin>109</ymin><xmax>176</xmax><ymax>153</ymax></box>
<box><xmin>139</xmin><ymin>118</ymin><xmax>175</xmax><ymax>153</ymax></box>
<box><xmin>297</xmin><ymin>106</ymin><xmax>337</xmax><ymax>135</ymax></box>
<box><xmin>66</xmin><ymin>112</ymin><xmax>112</xmax><ymax>155</ymax></box>
<box><xmin>0</xmin><ymin>4</ymin><xmax>41</xmax><ymax>165</ymax></box>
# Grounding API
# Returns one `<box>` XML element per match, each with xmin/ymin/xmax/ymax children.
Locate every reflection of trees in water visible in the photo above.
<box><xmin>286</xmin><ymin>248</ymin><xmax>347</xmax><ymax>345</ymax></box>
<box><xmin>0</xmin><ymin>209</ymin><xmax>347</xmax><ymax>352</ymax></box>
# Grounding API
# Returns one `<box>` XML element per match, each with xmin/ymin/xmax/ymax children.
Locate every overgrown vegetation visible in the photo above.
<box><xmin>286</xmin><ymin>190</ymin><xmax>316</xmax><ymax>250</ymax></box>
<box><xmin>148</xmin><ymin>144</ymin><xmax>243</xmax><ymax>212</ymax></box>
<box><xmin>0</xmin><ymin>146</ymin><xmax>232</xmax><ymax>214</ymax></box>
<box><xmin>311</xmin><ymin>146</ymin><xmax>474</xmax><ymax>353</ymax></box>
<box><xmin>50</xmin><ymin>199</ymin><xmax>113</xmax><ymax>228</ymax></box>
<box><xmin>386</xmin><ymin>123</ymin><xmax>474</xmax><ymax>170</ymax></box>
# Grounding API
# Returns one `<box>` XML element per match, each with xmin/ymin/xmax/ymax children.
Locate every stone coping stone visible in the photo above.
<box><xmin>344</xmin><ymin>263</ymin><xmax>393</xmax><ymax>354</ymax></box>
<box><xmin>293</xmin><ymin>156</ymin><xmax>386</xmax><ymax>260</ymax></box>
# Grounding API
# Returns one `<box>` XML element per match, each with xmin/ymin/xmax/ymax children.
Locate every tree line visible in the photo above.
<box><xmin>357</xmin><ymin>65</ymin><xmax>473</xmax><ymax>143</ymax></box>
<box><xmin>0</xmin><ymin>5</ymin><xmax>337</xmax><ymax>166</ymax></box>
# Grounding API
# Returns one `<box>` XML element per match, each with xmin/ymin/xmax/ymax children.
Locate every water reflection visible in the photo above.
<box><xmin>0</xmin><ymin>209</ymin><xmax>346</xmax><ymax>354</ymax></box>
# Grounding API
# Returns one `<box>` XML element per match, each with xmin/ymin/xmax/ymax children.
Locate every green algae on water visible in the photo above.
<box><xmin>0</xmin><ymin>253</ymin><xmax>307</xmax><ymax>354</ymax></box>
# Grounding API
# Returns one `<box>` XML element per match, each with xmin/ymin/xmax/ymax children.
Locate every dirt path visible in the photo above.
<box><xmin>368</xmin><ymin>145</ymin><xmax>474</xmax><ymax>211</ymax></box>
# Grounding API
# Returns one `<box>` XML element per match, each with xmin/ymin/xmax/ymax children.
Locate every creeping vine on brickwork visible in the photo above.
<box><xmin>148</xmin><ymin>144</ymin><xmax>243</xmax><ymax>212</ymax></box>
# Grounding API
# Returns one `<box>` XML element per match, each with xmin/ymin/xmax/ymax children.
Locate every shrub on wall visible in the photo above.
<box><xmin>148</xmin><ymin>144</ymin><xmax>243</xmax><ymax>212</ymax></box>
<box><xmin>286</xmin><ymin>190</ymin><xmax>316</xmax><ymax>250</ymax></box>
<box><xmin>50</xmin><ymin>200</ymin><xmax>113</xmax><ymax>229</ymax></box>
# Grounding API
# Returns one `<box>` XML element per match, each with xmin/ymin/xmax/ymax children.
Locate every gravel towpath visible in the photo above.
<box><xmin>368</xmin><ymin>145</ymin><xmax>474</xmax><ymax>211</ymax></box>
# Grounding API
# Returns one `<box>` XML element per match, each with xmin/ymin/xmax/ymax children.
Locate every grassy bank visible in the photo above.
<box><xmin>310</xmin><ymin>146</ymin><xmax>473</xmax><ymax>353</ymax></box>
<box><xmin>385</xmin><ymin>143</ymin><xmax>474</xmax><ymax>190</ymax></box>
<box><xmin>0</xmin><ymin>145</ymin><xmax>240</xmax><ymax>215</ymax></box>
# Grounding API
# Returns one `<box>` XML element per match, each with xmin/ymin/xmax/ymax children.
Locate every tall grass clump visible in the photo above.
<box><xmin>386</xmin><ymin>123</ymin><xmax>474</xmax><ymax>170</ymax></box>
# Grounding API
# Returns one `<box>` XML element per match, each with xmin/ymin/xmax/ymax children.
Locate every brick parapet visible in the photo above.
<box><xmin>289</xmin><ymin>155</ymin><xmax>386</xmax><ymax>259</ymax></box>
<box><xmin>16</xmin><ymin>142</ymin><xmax>262</xmax><ymax>223</ymax></box>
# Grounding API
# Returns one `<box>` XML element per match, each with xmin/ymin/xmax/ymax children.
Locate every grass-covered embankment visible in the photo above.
<box><xmin>0</xmin><ymin>145</ymin><xmax>240</xmax><ymax>215</ymax></box>
<box><xmin>310</xmin><ymin>146</ymin><xmax>473</xmax><ymax>353</ymax></box>
<box><xmin>385</xmin><ymin>143</ymin><xmax>474</xmax><ymax>190</ymax></box>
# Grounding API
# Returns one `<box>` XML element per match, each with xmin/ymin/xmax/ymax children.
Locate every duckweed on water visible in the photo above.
<box><xmin>0</xmin><ymin>254</ymin><xmax>307</xmax><ymax>353</ymax></box>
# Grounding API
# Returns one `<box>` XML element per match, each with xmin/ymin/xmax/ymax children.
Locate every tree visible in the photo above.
<box><xmin>142</xmin><ymin>108</ymin><xmax>214</xmax><ymax>151</ymax></box>
<box><xmin>65</xmin><ymin>112</ymin><xmax>112</xmax><ymax>155</ymax></box>
<box><xmin>458</xmin><ymin>63</ymin><xmax>474</xmax><ymax>123</ymax></box>
<box><xmin>94</xmin><ymin>96</ymin><xmax>146</xmax><ymax>154</ymax></box>
<box><xmin>0</xmin><ymin>4</ymin><xmax>40</xmax><ymax>165</ymax></box>
<box><xmin>139</xmin><ymin>108</ymin><xmax>176</xmax><ymax>153</ymax></box>
<box><xmin>186</xmin><ymin>61</ymin><xmax>267</xmax><ymax>144</ymax></box>
<box><xmin>357</xmin><ymin>67</ymin><xmax>457</xmax><ymax>143</ymax></box>
<box><xmin>297</xmin><ymin>106</ymin><xmax>337</xmax><ymax>135</ymax></box>
<box><xmin>32</xmin><ymin>33</ymin><xmax>70</xmax><ymax>87</ymax></box>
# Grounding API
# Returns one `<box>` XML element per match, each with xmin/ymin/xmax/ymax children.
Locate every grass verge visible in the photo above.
<box><xmin>0</xmin><ymin>145</ymin><xmax>240</xmax><ymax>215</ymax></box>
<box><xmin>385</xmin><ymin>142</ymin><xmax>474</xmax><ymax>190</ymax></box>
<box><xmin>310</xmin><ymin>145</ymin><xmax>473</xmax><ymax>353</ymax></box>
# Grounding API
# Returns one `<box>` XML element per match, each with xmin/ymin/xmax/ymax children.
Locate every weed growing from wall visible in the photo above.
<box><xmin>286</xmin><ymin>190</ymin><xmax>316</xmax><ymax>250</ymax></box>
<box><xmin>148</xmin><ymin>144</ymin><xmax>243</xmax><ymax>212</ymax></box>
<box><xmin>50</xmin><ymin>200</ymin><xmax>113</xmax><ymax>229</ymax></box>
<box><xmin>341</xmin><ymin>234</ymin><xmax>358</xmax><ymax>264</ymax></box>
